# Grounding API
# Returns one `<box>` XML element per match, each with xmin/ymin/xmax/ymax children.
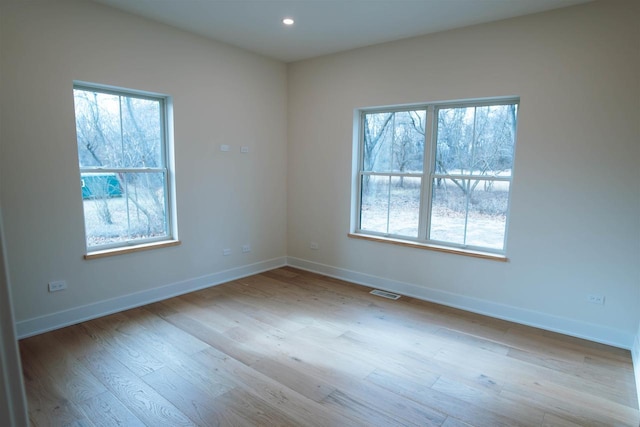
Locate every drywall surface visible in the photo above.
<box><xmin>287</xmin><ymin>1</ymin><xmax>640</xmax><ymax>347</ymax></box>
<box><xmin>0</xmin><ymin>0</ymin><xmax>287</xmax><ymax>325</ymax></box>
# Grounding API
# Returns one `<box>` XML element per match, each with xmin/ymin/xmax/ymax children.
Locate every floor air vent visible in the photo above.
<box><xmin>370</xmin><ymin>289</ymin><xmax>401</xmax><ymax>300</ymax></box>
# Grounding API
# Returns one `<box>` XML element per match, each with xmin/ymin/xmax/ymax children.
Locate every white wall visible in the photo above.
<box><xmin>0</xmin><ymin>0</ymin><xmax>288</xmax><ymax>334</ymax></box>
<box><xmin>287</xmin><ymin>1</ymin><xmax>640</xmax><ymax>348</ymax></box>
<box><xmin>1</xmin><ymin>0</ymin><xmax>638</xmax><ymax>353</ymax></box>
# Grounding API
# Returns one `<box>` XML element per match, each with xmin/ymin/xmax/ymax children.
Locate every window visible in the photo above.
<box><xmin>73</xmin><ymin>83</ymin><xmax>175</xmax><ymax>253</ymax></box>
<box><xmin>354</xmin><ymin>99</ymin><xmax>518</xmax><ymax>255</ymax></box>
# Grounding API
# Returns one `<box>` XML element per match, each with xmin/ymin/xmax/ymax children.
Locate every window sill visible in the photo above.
<box><xmin>84</xmin><ymin>240</ymin><xmax>181</xmax><ymax>260</ymax></box>
<box><xmin>347</xmin><ymin>233</ymin><xmax>507</xmax><ymax>262</ymax></box>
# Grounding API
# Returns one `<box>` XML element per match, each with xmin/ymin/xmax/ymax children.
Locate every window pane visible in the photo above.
<box><xmin>360</xmin><ymin>175</ymin><xmax>389</xmax><ymax>233</ymax></box>
<box><xmin>123</xmin><ymin>173</ymin><xmax>167</xmax><ymax>240</ymax></box>
<box><xmin>363</xmin><ymin>110</ymin><xmax>425</xmax><ymax>173</ymax></box>
<box><xmin>429</xmin><ymin>178</ymin><xmax>467</xmax><ymax>245</ymax></box>
<box><xmin>435</xmin><ymin>107</ymin><xmax>473</xmax><ymax>175</ymax></box>
<box><xmin>121</xmin><ymin>97</ymin><xmax>163</xmax><ymax>168</ymax></box>
<box><xmin>82</xmin><ymin>173</ymin><xmax>127</xmax><ymax>247</ymax></box>
<box><xmin>436</xmin><ymin>104</ymin><xmax>517</xmax><ymax>177</ymax></box>
<box><xmin>429</xmin><ymin>178</ymin><xmax>509</xmax><ymax>250</ymax></box>
<box><xmin>392</xmin><ymin>111</ymin><xmax>425</xmax><ymax>173</ymax></box>
<box><xmin>74</xmin><ymin>89</ymin><xmax>124</xmax><ymax>168</ymax></box>
<box><xmin>388</xmin><ymin>176</ymin><xmax>420</xmax><ymax>237</ymax></box>
<box><xmin>82</xmin><ymin>172</ymin><xmax>167</xmax><ymax>247</ymax></box>
<box><xmin>465</xmin><ymin>181</ymin><xmax>509</xmax><ymax>250</ymax></box>
<box><xmin>472</xmin><ymin>105</ymin><xmax>517</xmax><ymax>178</ymax></box>
<box><xmin>363</xmin><ymin>112</ymin><xmax>393</xmax><ymax>172</ymax></box>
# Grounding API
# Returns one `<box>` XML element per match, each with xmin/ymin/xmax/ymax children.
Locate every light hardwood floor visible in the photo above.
<box><xmin>20</xmin><ymin>267</ymin><xmax>640</xmax><ymax>426</ymax></box>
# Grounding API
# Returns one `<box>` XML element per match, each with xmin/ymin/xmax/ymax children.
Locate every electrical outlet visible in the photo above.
<box><xmin>587</xmin><ymin>294</ymin><xmax>605</xmax><ymax>305</ymax></box>
<box><xmin>242</xmin><ymin>244</ymin><xmax>251</xmax><ymax>253</ymax></box>
<box><xmin>240</xmin><ymin>146</ymin><xmax>250</xmax><ymax>153</ymax></box>
<box><xmin>220</xmin><ymin>144</ymin><xmax>230</xmax><ymax>152</ymax></box>
<box><xmin>48</xmin><ymin>280</ymin><xmax>67</xmax><ymax>292</ymax></box>
<box><xmin>310</xmin><ymin>241</ymin><xmax>319</xmax><ymax>250</ymax></box>
<box><xmin>222</xmin><ymin>248</ymin><xmax>231</xmax><ymax>256</ymax></box>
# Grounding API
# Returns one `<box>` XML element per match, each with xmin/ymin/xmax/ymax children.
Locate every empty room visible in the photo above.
<box><xmin>1</xmin><ymin>0</ymin><xmax>639</xmax><ymax>425</ymax></box>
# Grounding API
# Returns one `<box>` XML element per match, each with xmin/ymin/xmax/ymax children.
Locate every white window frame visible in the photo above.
<box><xmin>74</xmin><ymin>82</ymin><xmax>177</xmax><ymax>256</ymax></box>
<box><xmin>351</xmin><ymin>97</ymin><xmax>518</xmax><ymax>257</ymax></box>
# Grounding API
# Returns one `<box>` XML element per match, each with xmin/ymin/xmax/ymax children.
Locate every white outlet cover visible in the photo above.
<box><xmin>240</xmin><ymin>146</ymin><xmax>250</xmax><ymax>153</ymax></box>
<box><xmin>220</xmin><ymin>144</ymin><xmax>230</xmax><ymax>152</ymax></box>
<box><xmin>587</xmin><ymin>294</ymin><xmax>605</xmax><ymax>305</ymax></box>
<box><xmin>48</xmin><ymin>280</ymin><xmax>67</xmax><ymax>292</ymax></box>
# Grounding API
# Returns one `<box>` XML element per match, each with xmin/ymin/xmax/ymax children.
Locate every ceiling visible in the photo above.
<box><xmin>90</xmin><ymin>0</ymin><xmax>592</xmax><ymax>63</ymax></box>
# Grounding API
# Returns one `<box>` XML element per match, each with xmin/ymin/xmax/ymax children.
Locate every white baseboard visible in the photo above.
<box><xmin>286</xmin><ymin>256</ymin><xmax>634</xmax><ymax>350</ymax></box>
<box><xmin>632</xmin><ymin>332</ymin><xmax>640</xmax><ymax>409</ymax></box>
<box><xmin>15</xmin><ymin>254</ymin><xmax>635</xmax><ymax>352</ymax></box>
<box><xmin>16</xmin><ymin>257</ymin><xmax>287</xmax><ymax>339</ymax></box>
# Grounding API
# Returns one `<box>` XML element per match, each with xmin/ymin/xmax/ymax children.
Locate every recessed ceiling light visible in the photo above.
<box><xmin>282</xmin><ymin>17</ymin><xmax>294</xmax><ymax>26</ymax></box>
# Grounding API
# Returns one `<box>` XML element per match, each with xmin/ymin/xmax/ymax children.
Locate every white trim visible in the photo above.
<box><xmin>74</xmin><ymin>83</ymin><xmax>176</xmax><ymax>253</ymax></box>
<box><xmin>0</xmin><ymin>207</ymin><xmax>29</xmax><ymax>426</ymax></box>
<box><xmin>354</xmin><ymin>101</ymin><xmax>518</xmax><ymax>255</ymax></box>
<box><xmin>16</xmin><ymin>257</ymin><xmax>286</xmax><ymax>339</ymax></box>
<box><xmin>13</xmin><ymin>254</ymin><xmax>638</xmax><ymax>406</ymax></box>
<box><xmin>632</xmin><ymin>330</ymin><xmax>640</xmax><ymax>409</ymax></box>
<box><xmin>286</xmin><ymin>256</ymin><xmax>634</xmax><ymax>350</ymax></box>
<box><xmin>14</xmin><ymin>253</ymin><xmax>636</xmax><ymax>352</ymax></box>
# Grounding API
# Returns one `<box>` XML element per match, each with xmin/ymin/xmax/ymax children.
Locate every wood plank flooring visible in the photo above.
<box><xmin>19</xmin><ymin>267</ymin><xmax>640</xmax><ymax>426</ymax></box>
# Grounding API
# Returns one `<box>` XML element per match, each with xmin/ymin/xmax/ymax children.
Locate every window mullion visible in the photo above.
<box><xmin>385</xmin><ymin>175</ymin><xmax>392</xmax><ymax>235</ymax></box>
<box><xmin>362</xmin><ymin>171</ymin><xmax>422</xmax><ymax>178</ymax></box>
<box><xmin>386</xmin><ymin>112</ymin><xmax>395</xmax><ymax>235</ymax></box>
<box><xmin>162</xmin><ymin>169</ymin><xmax>169</xmax><ymax>236</ymax></box>
<box><xmin>124</xmin><ymin>174</ymin><xmax>131</xmax><ymax>240</ymax></box>
<box><xmin>432</xmin><ymin>173</ymin><xmax>510</xmax><ymax>182</ymax></box>
<box><xmin>356</xmin><ymin>111</ymin><xmax>366</xmax><ymax>231</ymax></box>
<box><xmin>80</xmin><ymin>167</ymin><xmax>165</xmax><ymax>173</ymax></box>
<box><xmin>420</xmin><ymin>105</ymin><xmax>436</xmax><ymax>242</ymax></box>
<box><xmin>462</xmin><ymin>109</ymin><xmax>479</xmax><ymax>247</ymax></box>
<box><xmin>463</xmin><ymin>181</ymin><xmax>470</xmax><ymax>247</ymax></box>
<box><xmin>119</xmin><ymin>95</ymin><xmax>126</xmax><ymax>169</ymax></box>
<box><xmin>160</xmin><ymin>98</ymin><xmax>170</xmax><ymax>237</ymax></box>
